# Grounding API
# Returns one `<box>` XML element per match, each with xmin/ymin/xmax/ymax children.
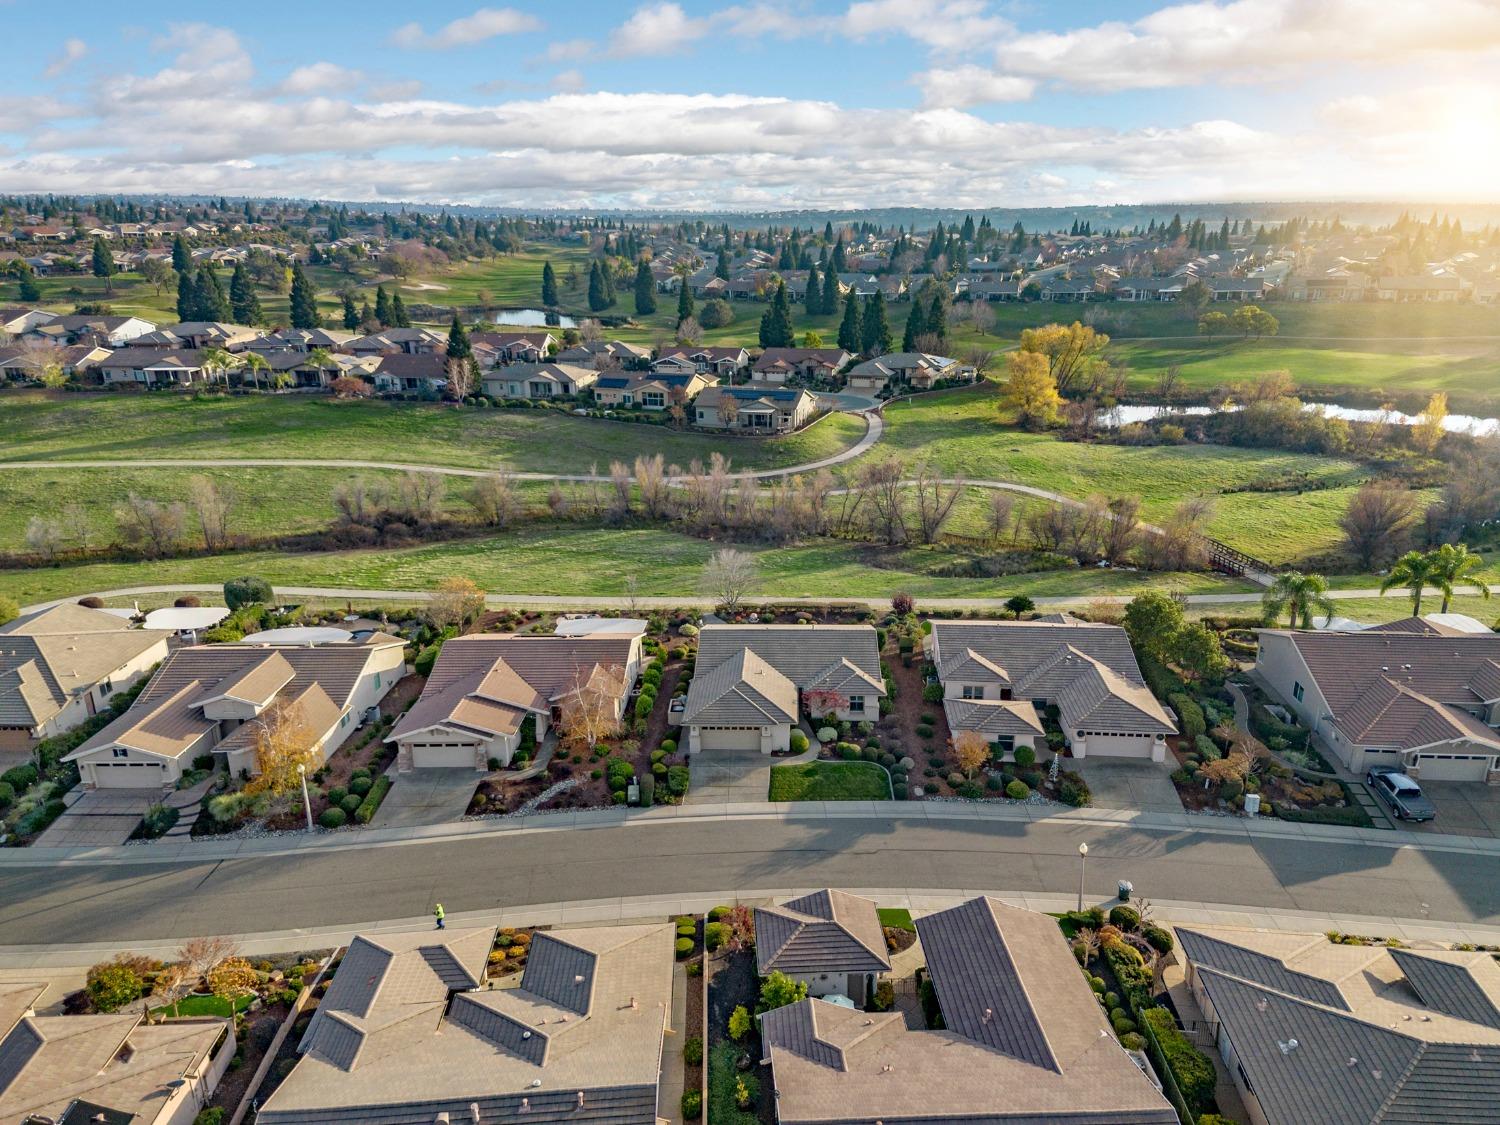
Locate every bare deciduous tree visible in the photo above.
<box><xmin>557</xmin><ymin>663</ymin><xmax>627</xmax><ymax>749</ymax></box>
<box><xmin>59</xmin><ymin>503</ymin><xmax>91</xmax><ymax>553</ymax></box>
<box><xmin>859</xmin><ymin>456</ymin><xmax>909</xmax><ymax>545</ymax></box>
<box><xmin>608</xmin><ymin>460</ymin><xmax>633</xmax><ymax>520</ymax></box>
<box><xmin>702</xmin><ymin>548</ymin><xmax>757</xmax><ymax>611</ymax></box>
<box><xmin>115</xmin><ymin>494</ymin><xmax>186</xmax><ymax>557</ymax></box>
<box><xmin>1101</xmin><ymin>496</ymin><xmax>1142</xmax><ymax>565</ymax></box>
<box><xmin>910</xmin><ymin>463</ymin><xmax>962</xmax><ymax>544</ymax></box>
<box><xmin>25</xmin><ymin>516</ymin><xmax>63</xmax><ymax>561</ymax></box>
<box><xmin>577</xmin><ymin>318</ymin><xmax>602</xmax><ymax>343</ymax></box>
<box><xmin>468</xmin><ymin>473</ymin><xmax>518</xmax><ymax>527</ymax></box>
<box><xmin>444</xmin><ymin>356</ymin><xmax>476</xmax><ymax>400</ymax></box>
<box><xmin>187</xmin><ymin>474</ymin><xmax>234</xmax><ymax>552</ymax></box>
<box><xmin>1140</xmin><ymin>498</ymin><xmax>1213</xmax><ymax>572</ymax></box>
<box><xmin>1340</xmin><ymin>480</ymin><xmax>1419</xmax><ymax>569</ymax></box>
<box><xmin>426</xmin><ymin>576</ymin><xmax>485</xmax><ymax>630</ymax></box>
<box><xmin>396</xmin><ymin>471</ymin><xmax>445</xmax><ymax>523</ymax></box>
<box><xmin>242</xmin><ymin>701</ymin><xmax>319</xmax><ymax>798</ymax></box>
<box><xmin>986</xmin><ymin>491</ymin><xmax>1014</xmax><ymax>545</ymax></box>
<box><xmin>634</xmin><ymin>454</ymin><xmax>671</xmax><ymax>519</ymax></box>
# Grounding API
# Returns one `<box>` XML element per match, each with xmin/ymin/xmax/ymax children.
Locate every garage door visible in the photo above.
<box><xmin>696</xmin><ymin>726</ymin><xmax>763</xmax><ymax>752</ymax></box>
<box><xmin>410</xmin><ymin>743</ymin><xmax>479</xmax><ymax>768</ymax></box>
<box><xmin>1414</xmin><ymin>753</ymin><xmax>1491</xmax><ymax>782</ymax></box>
<box><xmin>92</xmin><ymin>762</ymin><xmax>164</xmax><ymax>788</ymax></box>
<box><xmin>1079</xmin><ymin>732</ymin><xmax>1154</xmax><ymax>759</ymax></box>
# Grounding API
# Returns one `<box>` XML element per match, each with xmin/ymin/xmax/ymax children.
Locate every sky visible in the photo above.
<box><xmin>6</xmin><ymin>0</ymin><xmax>1500</xmax><ymax>211</ymax></box>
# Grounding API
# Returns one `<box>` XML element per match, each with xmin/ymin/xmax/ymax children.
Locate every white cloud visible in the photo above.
<box><xmin>102</xmin><ymin>24</ymin><xmax>252</xmax><ymax>102</ymax></box>
<box><xmin>391</xmin><ymin>7</ymin><xmax>542</xmax><ymax>50</ymax></box>
<box><xmin>719</xmin><ymin>3</ymin><xmax>811</xmax><ymax>39</ymax></box>
<box><xmin>841</xmin><ymin>0</ymin><xmax>1011</xmax><ymax>51</ymax></box>
<box><xmin>608</xmin><ymin>3</ymin><xmax>709</xmax><ymax>57</ymax></box>
<box><xmin>280</xmin><ymin>62</ymin><xmax>363</xmax><ymax>94</ymax></box>
<box><xmin>551</xmin><ymin>69</ymin><xmax>586</xmax><ymax>92</ymax></box>
<box><xmin>44</xmin><ymin>38</ymin><xmax>87</xmax><ymax>78</ymax></box>
<box><xmin>916</xmin><ymin>65</ymin><xmax>1035</xmax><ymax>108</ymax></box>
<box><xmin>544</xmin><ymin>38</ymin><xmax>594</xmax><ymax>61</ymax></box>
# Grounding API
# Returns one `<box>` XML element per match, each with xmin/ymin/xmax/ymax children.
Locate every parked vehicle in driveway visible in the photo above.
<box><xmin>1366</xmin><ymin>766</ymin><xmax>1437</xmax><ymax>822</ymax></box>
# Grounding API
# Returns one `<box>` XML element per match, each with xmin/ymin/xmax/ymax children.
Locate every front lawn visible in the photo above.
<box><xmin>768</xmin><ymin>761</ymin><xmax>891</xmax><ymax>801</ymax></box>
<box><xmin>877</xmin><ymin>907</ymin><xmax>915</xmax><ymax>932</ymax></box>
<box><xmin>150</xmin><ymin>992</ymin><xmax>255</xmax><ymax>1019</ymax></box>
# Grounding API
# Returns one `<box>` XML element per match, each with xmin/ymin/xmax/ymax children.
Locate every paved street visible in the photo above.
<box><xmin>1</xmin><ymin>814</ymin><xmax>1496</xmax><ymax>946</ymax></box>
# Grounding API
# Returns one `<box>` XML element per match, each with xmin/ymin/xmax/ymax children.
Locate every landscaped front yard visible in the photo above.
<box><xmin>768</xmin><ymin>761</ymin><xmax>891</xmax><ymax>801</ymax></box>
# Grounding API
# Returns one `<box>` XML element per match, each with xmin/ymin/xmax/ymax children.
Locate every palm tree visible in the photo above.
<box><xmin>240</xmin><ymin>352</ymin><xmax>270</xmax><ymax>392</ymax></box>
<box><xmin>1261</xmin><ymin>571</ymin><xmax>1336</xmax><ymax>629</ymax></box>
<box><xmin>199</xmin><ymin>347</ymin><xmax>236</xmax><ymax>388</ymax></box>
<box><xmin>1428</xmin><ymin>542</ymin><xmax>1491</xmax><ymax>614</ymax></box>
<box><xmin>1379</xmin><ymin>549</ymin><xmax>1440</xmax><ymax>617</ymax></box>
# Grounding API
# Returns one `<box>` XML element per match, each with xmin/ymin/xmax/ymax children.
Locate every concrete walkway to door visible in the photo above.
<box><xmin>685</xmin><ymin>744</ymin><xmax>821</xmax><ymax>804</ymax></box>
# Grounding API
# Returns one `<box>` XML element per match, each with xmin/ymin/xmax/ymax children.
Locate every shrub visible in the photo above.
<box><xmin>728</xmin><ymin>1004</ymin><xmax>752</xmax><ymax>1041</ymax></box>
<box><xmin>1141</xmin><ymin>1007</ymin><xmax>1217</xmax><ymax>1114</ymax></box>
<box><xmin>1089</xmin><ymin>976</ymin><xmax>1106</xmax><ymax>994</ymax></box>
<box><xmin>681</xmin><ymin>1090</ymin><xmax>702</xmax><ymax>1119</ymax></box>
<box><xmin>789</xmin><ymin>730</ymin><xmax>810</xmax><ymax>754</ymax></box>
<box><xmin>758</xmin><ymin>970</ymin><xmax>808</xmax><ymax>1012</ymax></box>
<box><xmin>349</xmin><ymin>775</ymin><xmax>374</xmax><ymax>796</ymax></box>
<box><xmin>921</xmin><ymin>682</ymin><xmax>944</xmax><ymax>704</ymax></box>
<box><xmin>1013</xmin><ymin>744</ymin><xmax>1037</xmax><ymax>767</ymax></box>
<box><xmin>675</xmin><ymin>937</ymin><xmax>694</xmax><ymax>958</ymax></box>
<box><xmin>2</xmin><ymin>764</ymin><xmax>38</xmax><ymax>791</ymax></box>
<box><xmin>0</xmin><ymin>781</ymin><xmax>13</xmax><ymax>810</ymax></box>
<box><xmin>1005</xmin><ymin>780</ymin><xmax>1030</xmax><ymax>800</ymax></box>
<box><xmin>340</xmin><ymin>793</ymin><xmax>362</xmax><ymax>815</ymax></box>
<box><xmin>327</xmin><ymin>785</ymin><xmax>347</xmax><ymax>804</ymax></box>
<box><xmin>708</xmin><ymin>906</ymin><xmax>731</xmax><ymax>921</ymax></box>
<box><xmin>319</xmin><ymin>807</ymin><xmax>348</xmax><ymax>829</ymax></box>
<box><xmin>946</xmin><ymin>771</ymin><xmax>965</xmax><ymax>787</ymax></box>
<box><xmin>1059</xmin><ymin>776</ymin><xmax>1092</xmax><ymax>808</ymax></box>
<box><xmin>1219</xmin><ymin>778</ymin><xmax>1243</xmax><ymax>801</ymax></box>
<box><xmin>413</xmin><ymin>645</ymin><xmax>440</xmax><ymax>677</ymax></box>
<box><xmin>1120</xmin><ymin>1031</ymin><xmax>1146</xmax><ymax>1051</ymax></box>
<box><xmin>916</xmin><ymin>724</ymin><xmax>934</xmax><ymax>740</ymax></box>
<box><xmin>78</xmin><ymin>596</ymin><xmax>105</xmax><ymax>608</ymax></box>
<box><xmin>354</xmin><ymin>775</ymin><xmax>392</xmax><ymax>823</ymax></box>
<box><xmin>1195</xmin><ymin>734</ymin><xmax>1221</xmax><ymax>761</ymax></box>
<box><xmin>194</xmin><ymin>1110</ymin><xmax>227</xmax><ymax>1125</ymax></box>
<box><xmin>1143</xmin><ymin>925</ymin><xmax>1175</xmax><ymax>954</ymax></box>
<box><xmin>678</xmin><ymin>622</ymin><xmax>700</xmax><ymax>636</ymax></box>
<box><xmin>351</xmin><ymin>766</ymin><xmax>371</xmax><ymax>780</ymax></box>
<box><xmin>1109</xmin><ymin>905</ymin><xmax>1140</xmax><ymax>930</ymax></box>
<box><xmin>141</xmin><ymin>803</ymin><xmax>179</xmax><ymax>838</ymax></box>
<box><xmin>86</xmin><ymin>961</ymin><xmax>143</xmax><ymax>1013</ymax></box>
<box><xmin>816</xmin><ymin>726</ymin><xmax>836</xmax><ymax>743</ymax></box>
<box><xmin>704</xmin><ymin>922</ymin><xmax>730</xmax><ymax>951</ymax></box>
<box><xmin>677</xmin><ymin>923</ymin><xmax>696</xmax><ymax>938</ymax></box>
<box><xmin>1112</xmin><ymin>1013</ymin><xmax>1137</xmax><ymax>1035</ymax></box>
<box><xmin>660</xmin><ymin>738</ymin><xmax>677</xmax><ymax>754</ymax></box>
<box><xmin>684</xmin><ymin>1035</ymin><xmax>704</xmax><ymax>1065</ymax></box>
<box><xmin>223</xmin><ymin>575</ymin><xmax>273</xmax><ymax>611</ymax></box>
<box><xmin>639</xmin><ymin>773</ymin><xmax>655</xmax><ymax>806</ymax></box>
<box><xmin>1169</xmin><ymin>693</ymin><xmax>1206</xmax><ymax>740</ymax></box>
<box><xmin>666</xmin><ymin>765</ymin><xmax>690</xmax><ymax>796</ymax></box>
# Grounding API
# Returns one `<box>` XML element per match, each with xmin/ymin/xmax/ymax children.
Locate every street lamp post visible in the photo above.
<box><xmin>297</xmin><ymin>763</ymin><xmax>313</xmax><ymax>833</ymax></box>
<box><xmin>1076</xmin><ymin>841</ymin><xmax>1089</xmax><ymax>912</ymax></box>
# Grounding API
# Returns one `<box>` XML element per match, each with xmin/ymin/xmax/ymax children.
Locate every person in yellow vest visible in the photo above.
<box><xmin>433</xmin><ymin>903</ymin><xmax>445</xmax><ymax>930</ymax></box>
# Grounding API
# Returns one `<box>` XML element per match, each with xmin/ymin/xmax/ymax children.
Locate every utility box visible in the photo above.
<box><xmin>1245</xmin><ymin>793</ymin><xmax>1261</xmax><ymax>816</ymax></box>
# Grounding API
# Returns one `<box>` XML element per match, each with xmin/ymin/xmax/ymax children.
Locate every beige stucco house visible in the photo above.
<box><xmin>682</xmin><ymin>625</ymin><xmax>884</xmax><ymax>754</ymax></box>
<box><xmin>388</xmin><ymin>633</ymin><xmax>643</xmax><ymax>769</ymax></box>
<box><xmin>482</xmin><ymin>361</ymin><xmax>598</xmax><ymax>399</ymax></box>
<box><xmin>65</xmin><ymin>635</ymin><xmax>406</xmax><ymax>788</ymax></box>
<box><xmin>755</xmin><ymin>890</ymin><xmax>891</xmax><ymax>1006</ymax></box>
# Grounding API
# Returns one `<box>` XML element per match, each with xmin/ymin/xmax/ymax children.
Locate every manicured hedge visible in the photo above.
<box><xmin>1140</xmin><ymin>1006</ymin><xmax>1217</xmax><ymax>1116</ymax></box>
<box><xmin>354</xmin><ymin>775</ymin><xmax>392</xmax><ymax>823</ymax></box>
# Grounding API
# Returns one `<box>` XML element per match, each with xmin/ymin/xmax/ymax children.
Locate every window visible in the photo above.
<box><xmin>848</xmin><ymin>696</ymin><xmax>864</xmax><ymax>713</ymax></box>
<box><xmin>994</xmin><ymin>736</ymin><xmax>1015</xmax><ymax>755</ymax></box>
<box><xmin>341</xmin><ymin>713</ymin><xmax>350</xmax><ymax>727</ymax></box>
<box><xmin>1000</xmin><ymin>688</ymin><xmax>1012</xmax><ymax>701</ymax></box>
<box><xmin>961</xmin><ymin>685</ymin><xmax>982</xmax><ymax>700</ymax></box>
<box><xmin>112</xmin><ymin>747</ymin><xmax>128</xmax><ymax>759</ymax></box>
<box><xmin>1292</xmin><ymin>681</ymin><xmax>1304</xmax><ymax>702</ymax></box>
<box><xmin>374</xmin><ymin>672</ymin><xmax>381</xmax><ymax>689</ymax></box>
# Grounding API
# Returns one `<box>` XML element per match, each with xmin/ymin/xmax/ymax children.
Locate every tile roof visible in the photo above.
<box><xmin>942</xmin><ymin>697</ymin><xmax>1046</xmax><ymax>737</ymax></box>
<box><xmin>762</xmin><ymin>896</ymin><xmax>1176</xmax><ymax>1124</ymax></box>
<box><xmin>756</xmin><ymin>889</ymin><xmax>891</xmax><ymax>977</ymax></box>
<box><xmin>0</xmin><ymin>613</ymin><xmax>168</xmax><ymax>731</ymax></box>
<box><xmin>686</xmin><ymin>626</ymin><xmax>884</xmax><ymax>728</ymax></box>
<box><xmin>262</xmin><ymin>923</ymin><xmax>672</xmax><ymax>1123</ymax></box>
<box><xmin>681</xmin><ymin>647</ymin><xmax>798</xmax><ymax>726</ymax></box>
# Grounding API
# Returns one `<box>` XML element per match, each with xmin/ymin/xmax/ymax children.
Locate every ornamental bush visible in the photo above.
<box><xmin>660</xmin><ymin>738</ymin><xmax>677</xmax><ymax>754</ymax></box>
<box><xmin>86</xmin><ymin>961</ymin><xmax>143</xmax><ymax>1013</ymax></box>
<box><xmin>675</xmin><ymin>937</ymin><xmax>694</xmax><ymax>958</ymax></box>
<box><xmin>1013</xmin><ymin>745</ymin><xmax>1036</xmax><ymax>767</ymax></box>
<box><xmin>340</xmin><ymin>794</ymin><xmax>362</xmax><ymax>815</ymax></box>
<box><xmin>922</xmin><ymin>682</ymin><xmax>944</xmax><ymax>703</ymax></box>
<box><xmin>789</xmin><ymin>730</ymin><xmax>809</xmax><ymax>753</ymax></box>
<box><xmin>1</xmin><ymin>764</ymin><xmax>37</xmax><ymax>791</ymax></box>
<box><xmin>1109</xmin><ymin>905</ymin><xmax>1140</xmax><ymax>930</ymax></box>
<box><xmin>0</xmin><ymin>781</ymin><xmax>12</xmax><ymax>809</ymax></box>
<box><xmin>1141</xmin><ymin>1007</ymin><xmax>1217</xmax><ymax>1114</ymax></box>
<box><xmin>1006</xmin><ymin>780</ymin><xmax>1030</xmax><ymax>800</ymax></box>
<box><xmin>704</xmin><ymin>922</ymin><xmax>730</xmax><ymax>951</ymax></box>
<box><xmin>319</xmin><ymin>807</ymin><xmax>347</xmax><ymax>829</ymax></box>
<box><xmin>816</xmin><ymin>727</ymin><xmax>836</xmax><ymax>743</ymax></box>
<box><xmin>349</xmin><ymin>775</ymin><xmax>374</xmax><ymax>796</ymax></box>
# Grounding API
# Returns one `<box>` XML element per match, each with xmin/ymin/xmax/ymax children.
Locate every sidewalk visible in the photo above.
<box><xmin>3</xmin><ymin>885</ymin><xmax>1498</xmax><ymax>968</ymax></box>
<box><xmin>6</xmin><ymin>793</ymin><xmax>1500</xmax><ymax>868</ymax></box>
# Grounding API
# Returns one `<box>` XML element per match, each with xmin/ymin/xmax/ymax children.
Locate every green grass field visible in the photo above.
<box><xmin>0</xmin><ymin>523</ymin><xmax>1249</xmax><ymax>608</ymax></box>
<box><xmin>768</xmin><ymin>762</ymin><xmax>891</xmax><ymax>801</ymax></box>
<box><xmin>0</xmin><ymin>390</ymin><xmax>864</xmax><ymax>474</ymax></box>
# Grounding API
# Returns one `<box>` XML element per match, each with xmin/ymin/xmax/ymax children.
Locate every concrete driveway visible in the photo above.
<box><xmin>1069</xmin><ymin>759</ymin><xmax>1183</xmax><ymax>814</ymax></box>
<box><xmin>685</xmin><ymin>750</ymin><xmax>776</xmax><ymax>804</ymax></box>
<box><xmin>1406</xmin><ymin>782</ymin><xmax>1500</xmax><ymax>838</ymax></box>
<box><xmin>33</xmin><ymin>791</ymin><xmax>156</xmax><ymax>847</ymax></box>
<box><xmin>368</xmin><ymin>769</ymin><xmax>481</xmax><ymax>828</ymax></box>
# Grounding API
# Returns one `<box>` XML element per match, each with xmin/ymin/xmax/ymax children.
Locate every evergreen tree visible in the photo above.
<box><xmin>601</xmin><ymin>262</ymin><xmax>616</xmax><ymax>306</ymax></box>
<box><xmin>902</xmin><ymin>298</ymin><xmax>926</xmax><ymax>352</ymax></box>
<box><xmin>91</xmin><ymin>236</ymin><xmax>116</xmax><ymax>293</ymax></box>
<box><xmin>778</xmin><ymin>241</ymin><xmax>794</xmax><ymax>270</ymax></box>
<box><xmin>714</xmin><ymin>252</ymin><xmax>730</xmax><ymax>281</ymax></box>
<box><xmin>836</xmin><ymin>291</ymin><xmax>862</xmax><ymax>353</ymax></box>
<box><xmin>17</xmin><ymin>268</ymin><xmax>39</xmax><ymax>303</ymax></box>
<box><xmin>541</xmin><ymin>261</ymin><xmax>558</xmax><ymax>306</ymax></box>
<box><xmin>634</xmin><ymin>261</ymin><xmax>657</xmax><ymax>316</ymax></box>
<box><xmin>821</xmin><ymin>265</ymin><xmax>839</xmax><ymax>317</ymax></box>
<box><xmin>758</xmin><ymin>281</ymin><xmax>794</xmax><ymax>348</ymax></box>
<box><xmin>176</xmin><ymin>270</ymin><xmax>196</xmax><ymax>321</ymax></box>
<box><xmin>171</xmin><ymin>234</ymin><xmax>191</xmax><ymax>274</ymax></box>
<box><xmin>805</xmin><ymin>262</ymin><xmax>822</xmax><ymax>317</ymax></box>
<box><xmin>960</xmin><ymin>214</ymin><xmax>975</xmax><ymax>242</ymax></box>
<box><xmin>229</xmin><ymin>261</ymin><xmax>262</xmax><ymax>325</ymax></box>
<box><xmin>676</xmin><ymin>280</ymin><xmax>695</xmax><ymax>326</ymax></box>
<box><xmin>831</xmin><ymin>237</ymin><xmax>847</xmax><ymax>272</ymax></box>
<box><xmin>192</xmin><ymin>268</ymin><xmax>230</xmax><ymax>322</ymax></box>
<box><xmin>927</xmin><ymin>292</ymin><xmax>947</xmax><ymax>342</ymax></box>
<box><xmin>391</xmin><ymin>293</ymin><xmax>410</xmax><ymax>328</ymax></box>
<box><xmin>374</xmin><ymin>285</ymin><xmax>393</xmax><ymax>327</ymax></box>
<box><xmin>587</xmin><ymin>261</ymin><xmax>608</xmax><ymax>312</ymax></box>
<box><xmin>288</xmin><ymin>262</ymin><xmax>321</xmax><ymax>328</ymax></box>
<box><xmin>861</xmin><ymin>292</ymin><xmax>891</xmax><ymax>356</ymax></box>
<box><xmin>446</xmin><ymin>313</ymin><xmax>472</xmax><ymax>359</ymax></box>
<box><xmin>341</xmin><ymin>292</ymin><xmax>360</xmax><ymax>331</ymax></box>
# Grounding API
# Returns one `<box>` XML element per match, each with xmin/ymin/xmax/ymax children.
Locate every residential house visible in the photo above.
<box><xmin>243</xmin><ymin>328</ymin><xmax>358</xmax><ymax>355</ymax></box>
<box><xmin>64</xmin><ymin>635</ymin><xmax>406</xmax><ymax>788</ymax></box>
<box><xmin>262</xmin><ymin>350</ymin><xmax>379</xmax><ymax>390</ymax></box>
<box><xmin>97</xmin><ymin>347</ymin><xmax>211</xmax><ymax>387</ymax></box>
<box><xmin>760</xmin><ymin>896</ymin><xmax>1178</xmax><ymax>1125</ymax></box>
<box><xmin>388</xmin><ymin>633</ymin><xmax>642</xmax><ymax>769</ymax></box>
<box><xmin>482</xmin><ymin>361</ymin><xmax>598</xmax><ymax>399</ymax></box>
<box><xmin>751</xmin><ymin>347</ymin><xmax>851</xmax><ymax>384</ymax></box>
<box><xmin>26</xmin><ymin>314</ymin><xmax>156</xmax><ymax>347</ymax></box>
<box><xmin>553</xmin><ymin>339</ymin><xmax>652</xmax><ymax>369</ymax></box>
<box><xmin>1254</xmin><ymin>620</ymin><xmax>1500</xmax><ymax>781</ymax></box>
<box><xmin>1039</xmin><ymin>278</ymin><xmax>1097</xmax><ymax>302</ymax></box>
<box><xmin>682</xmin><ymin>625</ymin><xmax>884</xmax><ymax>754</ymax></box>
<box><xmin>966</xmin><ymin>277</ymin><xmax>1022</xmax><ymax>301</ymax></box>
<box><xmin>0</xmin><ymin>343</ymin><xmax>109</xmax><ymax>382</ymax></box>
<box><xmin>1112</xmin><ymin>277</ymin><xmax>1185</xmax><ymax>302</ymax></box>
<box><xmin>1178</xmin><ymin>925</ymin><xmax>1500</xmax><ymax>1125</ymax></box>
<box><xmin>148</xmin><ymin>321</ymin><xmax>261</xmax><ymax>350</ymax></box>
<box><xmin>1206</xmin><ymin>277</ymin><xmax>1267</xmax><ymax>301</ymax></box>
<box><xmin>347</xmin><ymin>327</ymin><xmax>445</xmax><ymax>356</ymax></box>
<box><xmin>652</xmin><ymin>345</ymin><xmax>749</xmax><ymax>378</ymax></box>
<box><xmin>692</xmin><ymin>385</ymin><xmax>817</xmax><ymax>433</ymax></box>
<box><xmin>0</xmin><ymin>981</ymin><xmax>235</xmax><ymax>1124</ymax></box>
<box><xmin>372</xmin><ymin>352</ymin><xmax>449</xmax><ymax>395</ymax></box>
<box><xmin>0</xmin><ymin>307</ymin><xmax>57</xmax><ymax>335</ymax></box>
<box><xmin>0</xmin><ymin>604</ymin><xmax>171</xmax><ymax>753</ymax></box>
<box><xmin>930</xmin><ymin>618</ymin><xmax>1176</xmax><ymax>761</ymax></box>
<box><xmin>471</xmin><ymin>331</ymin><xmax>557</xmax><ymax>364</ymax></box>
<box><xmin>844</xmin><ymin>352</ymin><xmax>971</xmax><ymax>394</ymax></box>
<box><xmin>693</xmin><ymin>275</ymin><xmax>729</xmax><ymax>300</ymax></box>
<box><xmin>1375</xmin><ymin>274</ymin><xmax>1467</xmax><ymax>302</ymax></box>
<box><xmin>836</xmin><ymin>272</ymin><xmax>879</xmax><ymax>297</ymax></box>
<box><xmin>755</xmin><ymin>890</ymin><xmax>891</xmax><ymax>1005</ymax></box>
<box><xmin>1292</xmin><ymin>270</ymin><xmax>1373</xmax><ymax>302</ymax></box>
<box><xmin>592</xmin><ymin>371</ymin><xmax>716</xmax><ymax>410</ymax></box>
<box><xmin>258</xmin><ymin>923</ymin><xmax>673</xmax><ymax>1124</ymax></box>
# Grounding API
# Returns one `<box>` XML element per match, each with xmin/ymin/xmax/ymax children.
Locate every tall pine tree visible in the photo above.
<box><xmin>229</xmin><ymin>261</ymin><xmax>262</xmax><ymax>325</ymax></box>
<box><xmin>91</xmin><ymin>237</ymin><xmax>116</xmax><ymax>294</ymax></box>
<box><xmin>926</xmin><ymin>292</ymin><xmax>947</xmax><ymax>344</ymax></box>
<box><xmin>374</xmin><ymin>285</ymin><xmax>393</xmax><ymax>327</ymax></box>
<box><xmin>836</xmin><ymin>291</ymin><xmax>862</xmax><ymax>353</ymax></box>
<box><xmin>587</xmin><ymin>261</ymin><xmax>608</xmax><ymax>312</ymax></box>
<box><xmin>821</xmin><ymin>266</ymin><xmax>839</xmax><ymax>318</ymax></box>
<box><xmin>861</xmin><ymin>292</ymin><xmax>891</xmax><ymax>356</ymax></box>
<box><xmin>541</xmin><ymin>261</ymin><xmax>558</xmax><ymax>307</ymax></box>
<box><xmin>676</xmin><ymin>280</ymin><xmax>694</xmax><ymax>326</ymax></box>
<box><xmin>902</xmin><ymin>298</ymin><xmax>926</xmax><ymax>352</ymax></box>
<box><xmin>176</xmin><ymin>270</ymin><xmax>196</xmax><ymax>321</ymax></box>
<box><xmin>759</xmin><ymin>281</ymin><xmax>794</xmax><ymax>348</ymax></box>
<box><xmin>805</xmin><ymin>262</ymin><xmax>822</xmax><ymax>317</ymax></box>
<box><xmin>634</xmin><ymin>261</ymin><xmax>657</xmax><ymax>316</ymax></box>
<box><xmin>171</xmin><ymin>233</ymin><xmax>191</xmax><ymax>275</ymax></box>
<box><xmin>192</xmin><ymin>268</ymin><xmax>230</xmax><ymax>322</ymax></box>
<box><xmin>446</xmin><ymin>314</ymin><xmax>472</xmax><ymax>359</ymax></box>
<box><xmin>288</xmin><ymin>262</ymin><xmax>321</xmax><ymax>329</ymax></box>
<box><xmin>341</xmin><ymin>292</ymin><xmax>360</xmax><ymax>331</ymax></box>
<box><xmin>390</xmin><ymin>293</ymin><xmax>410</xmax><ymax>328</ymax></box>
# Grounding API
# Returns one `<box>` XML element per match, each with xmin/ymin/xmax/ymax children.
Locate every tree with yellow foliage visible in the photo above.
<box><xmin>1412</xmin><ymin>391</ymin><xmax>1447</xmax><ymax>454</ymax></box>
<box><xmin>1016</xmin><ymin>321</ymin><xmax>1109</xmax><ymax>396</ymax></box>
<box><xmin>242</xmin><ymin>701</ymin><xmax>320</xmax><ymax>798</ymax></box>
<box><xmin>953</xmin><ymin>730</ymin><xmax>991</xmax><ymax>779</ymax></box>
<box><xmin>1000</xmin><ymin>350</ymin><xmax>1062</xmax><ymax>430</ymax></box>
<box><xmin>426</xmin><ymin>576</ymin><xmax>485</xmax><ymax>630</ymax></box>
<box><xmin>207</xmin><ymin>957</ymin><xmax>258</xmax><ymax>1007</ymax></box>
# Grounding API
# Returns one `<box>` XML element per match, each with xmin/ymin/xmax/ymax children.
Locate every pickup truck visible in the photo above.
<box><xmin>1366</xmin><ymin>766</ymin><xmax>1437</xmax><ymax>823</ymax></box>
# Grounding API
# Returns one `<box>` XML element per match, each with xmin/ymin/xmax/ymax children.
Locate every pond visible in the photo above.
<box><xmin>1100</xmin><ymin>402</ymin><xmax>1499</xmax><ymax>436</ymax></box>
<box><xmin>491</xmin><ymin>308</ymin><xmax>576</xmax><ymax>327</ymax></box>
